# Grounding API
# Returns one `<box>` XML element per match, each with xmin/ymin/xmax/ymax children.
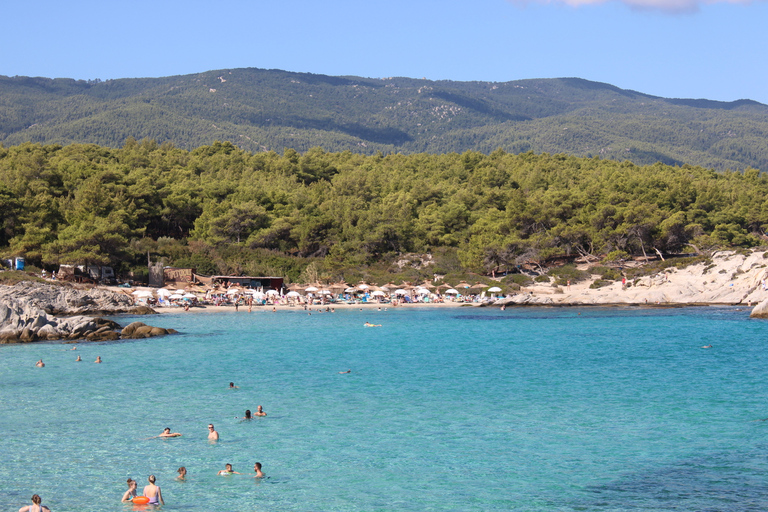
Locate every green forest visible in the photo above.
<box><xmin>1</xmin><ymin>139</ymin><xmax>766</xmax><ymax>284</ymax></box>
<box><xmin>2</xmin><ymin>68</ymin><xmax>768</xmax><ymax>173</ymax></box>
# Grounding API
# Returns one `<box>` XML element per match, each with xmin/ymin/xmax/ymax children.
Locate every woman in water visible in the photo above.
<box><xmin>243</xmin><ymin>409</ymin><xmax>252</xmax><ymax>420</ymax></box>
<box><xmin>143</xmin><ymin>475</ymin><xmax>163</xmax><ymax>505</ymax></box>
<box><xmin>217</xmin><ymin>463</ymin><xmax>241</xmax><ymax>475</ymax></box>
<box><xmin>19</xmin><ymin>494</ymin><xmax>50</xmax><ymax>512</ymax></box>
<box><xmin>176</xmin><ymin>467</ymin><xmax>187</xmax><ymax>481</ymax></box>
<box><xmin>121</xmin><ymin>478</ymin><xmax>138</xmax><ymax>502</ymax></box>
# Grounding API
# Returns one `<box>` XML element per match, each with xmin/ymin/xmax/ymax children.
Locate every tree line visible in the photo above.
<box><xmin>1</xmin><ymin>139</ymin><xmax>766</xmax><ymax>283</ymax></box>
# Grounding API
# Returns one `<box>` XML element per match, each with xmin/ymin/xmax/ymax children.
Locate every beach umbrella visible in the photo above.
<box><xmin>319</xmin><ymin>290</ymin><xmax>332</xmax><ymax>295</ymax></box>
<box><xmin>357</xmin><ymin>283</ymin><xmax>370</xmax><ymax>290</ymax></box>
<box><xmin>471</xmin><ymin>283</ymin><xmax>488</xmax><ymax>290</ymax></box>
<box><xmin>226</xmin><ymin>288</ymin><xmax>241</xmax><ymax>295</ymax></box>
<box><xmin>286</xmin><ymin>291</ymin><xmax>301</xmax><ymax>298</ymax></box>
<box><xmin>394</xmin><ymin>289</ymin><xmax>408</xmax><ymax>295</ymax></box>
<box><xmin>169</xmin><ymin>293</ymin><xmax>184</xmax><ymax>299</ymax></box>
<box><xmin>305</xmin><ymin>286</ymin><xmax>319</xmax><ymax>292</ymax></box>
<box><xmin>156</xmin><ymin>288</ymin><xmax>172</xmax><ymax>297</ymax></box>
<box><xmin>132</xmin><ymin>290</ymin><xmax>153</xmax><ymax>297</ymax></box>
<box><xmin>174</xmin><ymin>289</ymin><xmax>186</xmax><ymax>294</ymax></box>
<box><xmin>265</xmin><ymin>289</ymin><xmax>279</xmax><ymax>296</ymax></box>
<box><xmin>488</xmin><ymin>286</ymin><xmax>502</xmax><ymax>293</ymax></box>
<box><xmin>445</xmin><ymin>288</ymin><xmax>459</xmax><ymax>294</ymax></box>
<box><xmin>251</xmin><ymin>291</ymin><xmax>266</xmax><ymax>299</ymax></box>
<box><xmin>344</xmin><ymin>287</ymin><xmax>357</xmax><ymax>293</ymax></box>
<box><xmin>182</xmin><ymin>293</ymin><xmax>197</xmax><ymax>299</ymax></box>
<box><xmin>371</xmin><ymin>290</ymin><xmax>386</xmax><ymax>297</ymax></box>
<box><xmin>415</xmin><ymin>288</ymin><xmax>430</xmax><ymax>295</ymax></box>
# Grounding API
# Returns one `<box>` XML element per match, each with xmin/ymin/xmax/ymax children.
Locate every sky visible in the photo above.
<box><xmin>2</xmin><ymin>0</ymin><xmax>767</xmax><ymax>104</ymax></box>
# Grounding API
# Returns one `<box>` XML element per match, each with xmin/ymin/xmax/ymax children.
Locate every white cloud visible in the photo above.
<box><xmin>511</xmin><ymin>0</ymin><xmax>757</xmax><ymax>13</ymax></box>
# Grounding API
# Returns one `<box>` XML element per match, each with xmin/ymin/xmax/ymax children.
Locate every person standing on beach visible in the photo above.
<box><xmin>121</xmin><ymin>478</ymin><xmax>138</xmax><ymax>502</ymax></box>
<box><xmin>208</xmin><ymin>423</ymin><xmax>219</xmax><ymax>440</ymax></box>
<box><xmin>19</xmin><ymin>494</ymin><xmax>50</xmax><ymax>512</ymax></box>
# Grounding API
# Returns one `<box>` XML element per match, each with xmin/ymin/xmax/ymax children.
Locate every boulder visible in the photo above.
<box><xmin>750</xmin><ymin>299</ymin><xmax>768</xmax><ymax>319</ymax></box>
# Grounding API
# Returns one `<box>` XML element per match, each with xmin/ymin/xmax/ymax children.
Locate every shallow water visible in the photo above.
<box><xmin>2</xmin><ymin>305</ymin><xmax>768</xmax><ymax>511</ymax></box>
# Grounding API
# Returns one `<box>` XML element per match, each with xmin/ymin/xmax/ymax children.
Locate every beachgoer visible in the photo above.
<box><xmin>364</xmin><ymin>322</ymin><xmax>381</xmax><ymax>327</ymax></box>
<box><xmin>176</xmin><ymin>467</ymin><xmax>187</xmax><ymax>481</ymax></box>
<box><xmin>121</xmin><ymin>478</ymin><xmax>138</xmax><ymax>502</ymax></box>
<box><xmin>339</xmin><ymin>370</ymin><xmax>351</xmax><ymax>374</ymax></box>
<box><xmin>75</xmin><ymin>355</ymin><xmax>81</xmax><ymax>362</ymax></box>
<box><xmin>208</xmin><ymin>423</ymin><xmax>219</xmax><ymax>440</ymax></box>
<box><xmin>35</xmin><ymin>359</ymin><xmax>44</xmax><ymax>367</ymax></box>
<box><xmin>702</xmin><ymin>345</ymin><xmax>713</xmax><ymax>348</ymax></box>
<box><xmin>159</xmin><ymin>427</ymin><xmax>182</xmax><ymax>438</ymax></box>
<box><xmin>229</xmin><ymin>382</ymin><xmax>239</xmax><ymax>389</ymax></box>
<box><xmin>94</xmin><ymin>356</ymin><xmax>102</xmax><ymax>363</ymax></box>
<box><xmin>71</xmin><ymin>346</ymin><xmax>77</xmax><ymax>350</ymax></box>
<box><xmin>143</xmin><ymin>475</ymin><xmax>163</xmax><ymax>505</ymax></box>
<box><xmin>218</xmin><ymin>463</ymin><xmax>241</xmax><ymax>475</ymax></box>
<box><xmin>244</xmin><ymin>409</ymin><xmax>252</xmax><ymax>419</ymax></box>
<box><xmin>254</xmin><ymin>405</ymin><xmax>267</xmax><ymax>417</ymax></box>
<box><xmin>253</xmin><ymin>462</ymin><xmax>265</xmax><ymax>478</ymax></box>
<box><xmin>18</xmin><ymin>494</ymin><xmax>50</xmax><ymax>512</ymax></box>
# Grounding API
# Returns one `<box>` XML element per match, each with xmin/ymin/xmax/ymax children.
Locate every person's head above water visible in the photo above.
<box><xmin>148</xmin><ymin>475</ymin><xmax>156</xmax><ymax>484</ymax></box>
<box><xmin>245</xmin><ymin>409</ymin><xmax>251</xmax><ymax>418</ymax></box>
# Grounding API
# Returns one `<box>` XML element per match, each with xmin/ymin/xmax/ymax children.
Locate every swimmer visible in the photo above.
<box><xmin>176</xmin><ymin>467</ymin><xmax>187</xmax><ymax>481</ymax></box>
<box><xmin>253</xmin><ymin>462</ymin><xmax>265</xmax><ymax>478</ymax></box>
<box><xmin>254</xmin><ymin>405</ymin><xmax>267</xmax><ymax>417</ymax></box>
<box><xmin>143</xmin><ymin>475</ymin><xmax>163</xmax><ymax>505</ymax></box>
<box><xmin>19</xmin><ymin>494</ymin><xmax>50</xmax><ymax>512</ymax></box>
<box><xmin>75</xmin><ymin>355</ymin><xmax>81</xmax><ymax>362</ymax></box>
<box><xmin>364</xmin><ymin>322</ymin><xmax>381</xmax><ymax>327</ymax></box>
<box><xmin>229</xmin><ymin>382</ymin><xmax>239</xmax><ymax>389</ymax></box>
<box><xmin>218</xmin><ymin>463</ymin><xmax>241</xmax><ymax>475</ymax></box>
<box><xmin>339</xmin><ymin>369</ymin><xmax>351</xmax><ymax>374</ymax></box>
<box><xmin>158</xmin><ymin>427</ymin><xmax>182</xmax><ymax>438</ymax></box>
<box><xmin>71</xmin><ymin>345</ymin><xmax>77</xmax><ymax>350</ymax></box>
<box><xmin>121</xmin><ymin>478</ymin><xmax>138</xmax><ymax>502</ymax></box>
<box><xmin>243</xmin><ymin>409</ymin><xmax>252</xmax><ymax>420</ymax></box>
<box><xmin>35</xmin><ymin>359</ymin><xmax>44</xmax><ymax>368</ymax></box>
<box><xmin>208</xmin><ymin>423</ymin><xmax>219</xmax><ymax>441</ymax></box>
<box><xmin>94</xmin><ymin>356</ymin><xmax>102</xmax><ymax>363</ymax></box>
<box><xmin>702</xmin><ymin>345</ymin><xmax>713</xmax><ymax>349</ymax></box>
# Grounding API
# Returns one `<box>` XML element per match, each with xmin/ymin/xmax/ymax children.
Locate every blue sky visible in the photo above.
<box><xmin>2</xmin><ymin>0</ymin><xmax>767</xmax><ymax>103</ymax></box>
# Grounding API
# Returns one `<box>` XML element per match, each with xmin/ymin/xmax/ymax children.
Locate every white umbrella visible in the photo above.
<box><xmin>344</xmin><ymin>287</ymin><xmax>357</xmax><ymax>293</ymax></box>
<box><xmin>488</xmin><ymin>286</ymin><xmax>502</xmax><ymax>293</ymax></box>
<box><xmin>445</xmin><ymin>288</ymin><xmax>459</xmax><ymax>294</ymax></box>
<box><xmin>132</xmin><ymin>290</ymin><xmax>153</xmax><ymax>297</ymax></box>
<box><xmin>371</xmin><ymin>290</ymin><xmax>386</xmax><ymax>297</ymax></box>
<box><xmin>319</xmin><ymin>290</ymin><xmax>332</xmax><ymax>295</ymax></box>
<box><xmin>156</xmin><ymin>288</ymin><xmax>172</xmax><ymax>297</ymax></box>
<box><xmin>380</xmin><ymin>286</ymin><xmax>390</xmax><ymax>292</ymax></box>
<box><xmin>286</xmin><ymin>291</ymin><xmax>301</xmax><ymax>298</ymax></box>
<box><xmin>174</xmin><ymin>289</ymin><xmax>186</xmax><ymax>294</ymax></box>
<box><xmin>394</xmin><ymin>289</ymin><xmax>408</xmax><ymax>295</ymax></box>
<box><xmin>251</xmin><ymin>291</ymin><xmax>266</xmax><ymax>299</ymax></box>
<box><xmin>183</xmin><ymin>293</ymin><xmax>197</xmax><ymax>299</ymax></box>
<box><xmin>305</xmin><ymin>286</ymin><xmax>319</xmax><ymax>292</ymax></box>
<box><xmin>265</xmin><ymin>289</ymin><xmax>279</xmax><ymax>296</ymax></box>
<box><xmin>357</xmin><ymin>284</ymin><xmax>370</xmax><ymax>290</ymax></box>
<box><xmin>415</xmin><ymin>288</ymin><xmax>430</xmax><ymax>295</ymax></box>
<box><xmin>169</xmin><ymin>293</ymin><xmax>184</xmax><ymax>299</ymax></box>
<box><xmin>226</xmin><ymin>288</ymin><xmax>241</xmax><ymax>295</ymax></box>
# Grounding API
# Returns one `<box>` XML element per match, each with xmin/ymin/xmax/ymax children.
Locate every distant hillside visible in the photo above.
<box><xmin>1</xmin><ymin>68</ymin><xmax>767</xmax><ymax>171</ymax></box>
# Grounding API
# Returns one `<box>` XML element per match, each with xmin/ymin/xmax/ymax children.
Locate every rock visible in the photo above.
<box><xmin>121</xmin><ymin>321</ymin><xmax>146</xmax><ymax>337</ymax></box>
<box><xmin>750</xmin><ymin>299</ymin><xmax>768</xmax><ymax>319</ymax></box>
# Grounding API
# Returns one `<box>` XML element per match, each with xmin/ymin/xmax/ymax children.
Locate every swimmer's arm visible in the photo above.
<box><xmin>121</xmin><ymin>491</ymin><xmax>133</xmax><ymax>502</ymax></box>
<box><xmin>157</xmin><ymin>487</ymin><xmax>164</xmax><ymax>505</ymax></box>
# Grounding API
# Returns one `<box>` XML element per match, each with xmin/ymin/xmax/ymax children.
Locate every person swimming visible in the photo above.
<box><xmin>218</xmin><ymin>463</ymin><xmax>241</xmax><ymax>475</ymax></box>
<box><xmin>229</xmin><ymin>382</ymin><xmax>239</xmax><ymax>389</ymax></box>
<box><xmin>121</xmin><ymin>478</ymin><xmax>138</xmax><ymax>502</ymax></box>
<box><xmin>35</xmin><ymin>359</ymin><xmax>45</xmax><ymax>367</ymax></box>
<box><xmin>339</xmin><ymin>369</ymin><xmax>351</xmax><ymax>374</ymax></box>
<box><xmin>19</xmin><ymin>494</ymin><xmax>50</xmax><ymax>512</ymax></box>
<box><xmin>364</xmin><ymin>322</ymin><xmax>381</xmax><ymax>327</ymax></box>
<box><xmin>75</xmin><ymin>355</ymin><xmax>81</xmax><ymax>362</ymax></box>
<box><xmin>176</xmin><ymin>467</ymin><xmax>187</xmax><ymax>481</ymax></box>
<box><xmin>253</xmin><ymin>462</ymin><xmax>265</xmax><ymax>478</ymax></box>
<box><xmin>158</xmin><ymin>427</ymin><xmax>182</xmax><ymax>438</ymax></box>
<box><xmin>243</xmin><ymin>409</ymin><xmax>252</xmax><ymax>420</ymax></box>
<box><xmin>254</xmin><ymin>405</ymin><xmax>267</xmax><ymax>417</ymax></box>
<box><xmin>143</xmin><ymin>475</ymin><xmax>163</xmax><ymax>505</ymax></box>
<box><xmin>208</xmin><ymin>423</ymin><xmax>219</xmax><ymax>440</ymax></box>
<box><xmin>94</xmin><ymin>356</ymin><xmax>102</xmax><ymax>363</ymax></box>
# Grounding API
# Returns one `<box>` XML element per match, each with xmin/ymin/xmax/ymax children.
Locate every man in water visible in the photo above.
<box><xmin>229</xmin><ymin>382</ymin><xmax>239</xmax><ymax>389</ymax></box>
<box><xmin>159</xmin><ymin>427</ymin><xmax>182</xmax><ymax>438</ymax></box>
<box><xmin>253</xmin><ymin>462</ymin><xmax>265</xmax><ymax>478</ymax></box>
<box><xmin>208</xmin><ymin>424</ymin><xmax>219</xmax><ymax>440</ymax></box>
<box><xmin>94</xmin><ymin>356</ymin><xmax>102</xmax><ymax>363</ymax></box>
<box><xmin>339</xmin><ymin>369</ymin><xmax>351</xmax><ymax>374</ymax></box>
<box><xmin>254</xmin><ymin>405</ymin><xmax>267</xmax><ymax>417</ymax></box>
<box><xmin>35</xmin><ymin>359</ymin><xmax>45</xmax><ymax>367</ymax></box>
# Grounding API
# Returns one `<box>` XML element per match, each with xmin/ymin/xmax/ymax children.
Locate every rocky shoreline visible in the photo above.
<box><xmin>0</xmin><ymin>281</ymin><xmax>174</xmax><ymax>343</ymax></box>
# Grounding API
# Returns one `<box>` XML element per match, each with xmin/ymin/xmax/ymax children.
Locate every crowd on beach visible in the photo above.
<box><xmin>129</xmin><ymin>280</ymin><xmax>504</xmax><ymax>309</ymax></box>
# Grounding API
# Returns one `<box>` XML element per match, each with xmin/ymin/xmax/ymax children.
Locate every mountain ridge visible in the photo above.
<box><xmin>1</xmin><ymin>68</ymin><xmax>767</xmax><ymax>171</ymax></box>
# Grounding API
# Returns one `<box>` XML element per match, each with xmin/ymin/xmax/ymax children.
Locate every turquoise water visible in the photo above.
<box><xmin>2</xmin><ymin>306</ymin><xmax>768</xmax><ymax>511</ymax></box>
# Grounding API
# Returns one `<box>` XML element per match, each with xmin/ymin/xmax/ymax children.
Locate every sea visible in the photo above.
<box><xmin>2</xmin><ymin>305</ymin><xmax>768</xmax><ymax>511</ymax></box>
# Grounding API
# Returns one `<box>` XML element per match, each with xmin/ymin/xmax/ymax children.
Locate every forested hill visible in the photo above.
<box><xmin>1</xmin><ymin>68</ymin><xmax>767</xmax><ymax>171</ymax></box>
